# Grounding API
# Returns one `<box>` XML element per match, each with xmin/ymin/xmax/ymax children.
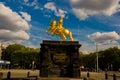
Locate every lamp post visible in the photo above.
<box><xmin>96</xmin><ymin>43</ymin><xmax>99</xmax><ymax>72</ymax></box>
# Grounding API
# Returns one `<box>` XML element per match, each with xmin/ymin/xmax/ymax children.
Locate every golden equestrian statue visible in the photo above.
<box><xmin>46</xmin><ymin>16</ymin><xmax>73</xmax><ymax>41</ymax></box>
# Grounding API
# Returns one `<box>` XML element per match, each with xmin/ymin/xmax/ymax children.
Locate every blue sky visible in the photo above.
<box><xmin>0</xmin><ymin>0</ymin><xmax>120</xmax><ymax>53</ymax></box>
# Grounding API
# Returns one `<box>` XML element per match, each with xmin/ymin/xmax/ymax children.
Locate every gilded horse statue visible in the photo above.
<box><xmin>46</xmin><ymin>16</ymin><xmax>73</xmax><ymax>41</ymax></box>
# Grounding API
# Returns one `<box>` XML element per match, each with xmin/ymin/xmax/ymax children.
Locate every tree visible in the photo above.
<box><xmin>5</xmin><ymin>44</ymin><xmax>25</xmax><ymax>60</ymax></box>
<box><xmin>79</xmin><ymin>53</ymin><xmax>96</xmax><ymax>71</ymax></box>
<box><xmin>99</xmin><ymin>47</ymin><xmax>120</xmax><ymax>71</ymax></box>
<box><xmin>5</xmin><ymin>44</ymin><xmax>40</xmax><ymax>69</ymax></box>
<box><xmin>79</xmin><ymin>46</ymin><xmax>120</xmax><ymax>71</ymax></box>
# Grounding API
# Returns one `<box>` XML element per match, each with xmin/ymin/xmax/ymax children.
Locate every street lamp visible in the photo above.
<box><xmin>95</xmin><ymin>43</ymin><xmax>99</xmax><ymax>72</ymax></box>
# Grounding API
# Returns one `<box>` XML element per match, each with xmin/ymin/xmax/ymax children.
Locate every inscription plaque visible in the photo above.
<box><xmin>52</xmin><ymin>53</ymin><xmax>68</xmax><ymax>65</ymax></box>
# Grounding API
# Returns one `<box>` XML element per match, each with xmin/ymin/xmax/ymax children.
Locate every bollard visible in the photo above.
<box><xmin>79</xmin><ymin>68</ymin><xmax>81</xmax><ymax>78</ymax></box>
<box><xmin>27</xmin><ymin>71</ymin><xmax>30</xmax><ymax>77</ymax></box>
<box><xmin>7</xmin><ymin>71</ymin><xmax>11</xmax><ymax>80</ymax></box>
<box><xmin>105</xmin><ymin>72</ymin><xmax>108</xmax><ymax>79</ymax></box>
<box><xmin>0</xmin><ymin>71</ymin><xmax>3</xmax><ymax>79</ymax></box>
<box><xmin>113</xmin><ymin>74</ymin><xmax>116</xmax><ymax>80</ymax></box>
<box><xmin>87</xmin><ymin>72</ymin><xmax>90</xmax><ymax>78</ymax></box>
<box><xmin>83</xmin><ymin>77</ymin><xmax>87</xmax><ymax>80</ymax></box>
<box><xmin>35</xmin><ymin>76</ymin><xmax>38</xmax><ymax>80</ymax></box>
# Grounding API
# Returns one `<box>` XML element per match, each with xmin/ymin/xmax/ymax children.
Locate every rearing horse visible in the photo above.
<box><xmin>46</xmin><ymin>16</ymin><xmax>73</xmax><ymax>41</ymax></box>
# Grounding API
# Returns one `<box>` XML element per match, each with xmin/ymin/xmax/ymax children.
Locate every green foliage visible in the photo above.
<box><xmin>5</xmin><ymin>44</ymin><xmax>120</xmax><ymax>71</ymax></box>
<box><xmin>5</xmin><ymin>44</ymin><xmax>40</xmax><ymax>69</ymax></box>
<box><xmin>99</xmin><ymin>47</ymin><xmax>120</xmax><ymax>71</ymax></box>
<box><xmin>79</xmin><ymin>53</ymin><xmax>96</xmax><ymax>69</ymax></box>
<box><xmin>80</xmin><ymin>46</ymin><xmax>120</xmax><ymax>71</ymax></box>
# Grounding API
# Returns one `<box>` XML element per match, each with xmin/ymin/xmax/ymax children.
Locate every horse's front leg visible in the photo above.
<box><xmin>69</xmin><ymin>32</ymin><xmax>73</xmax><ymax>41</ymax></box>
<box><xmin>60</xmin><ymin>34</ymin><xmax>66</xmax><ymax>41</ymax></box>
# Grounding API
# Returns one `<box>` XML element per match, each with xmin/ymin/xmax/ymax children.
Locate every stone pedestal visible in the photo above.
<box><xmin>40</xmin><ymin>40</ymin><xmax>81</xmax><ymax>78</ymax></box>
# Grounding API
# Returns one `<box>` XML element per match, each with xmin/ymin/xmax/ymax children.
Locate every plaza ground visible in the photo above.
<box><xmin>0</xmin><ymin>69</ymin><xmax>120</xmax><ymax>80</ymax></box>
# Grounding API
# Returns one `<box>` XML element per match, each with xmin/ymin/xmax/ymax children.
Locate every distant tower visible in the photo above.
<box><xmin>0</xmin><ymin>43</ymin><xmax>5</xmax><ymax>60</ymax></box>
<box><xmin>0</xmin><ymin>43</ymin><xmax>2</xmax><ymax>60</ymax></box>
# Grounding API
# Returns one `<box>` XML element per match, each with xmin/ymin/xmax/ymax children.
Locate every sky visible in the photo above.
<box><xmin>0</xmin><ymin>0</ymin><xmax>120</xmax><ymax>53</ymax></box>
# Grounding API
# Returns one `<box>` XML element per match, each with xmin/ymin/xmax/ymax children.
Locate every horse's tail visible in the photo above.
<box><xmin>46</xmin><ymin>28</ymin><xmax>49</xmax><ymax>34</ymax></box>
<box><xmin>46</xmin><ymin>27</ymin><xmax>55</xmax><ymax>35</ymax></box>
<box><xmin>46</xmin><ymin>28</ymin><xmax>52</xmax><ymax>35</ymax></box>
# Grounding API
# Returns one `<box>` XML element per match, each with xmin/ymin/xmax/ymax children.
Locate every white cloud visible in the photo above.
<box><xmin>20</xmin><ymin>12</ymin><xmax>31</xmax><ymax>21</ymax></box>
<box><xmin>22</xmin><ymin>41</ymin><xmax>38</xmax><ymax>48</ymax></box>
<box><xmin>24</xmin><ymin>0</ymin><xmax>40</xmax><ymax>10</ymax></box>
<box><xmin>30</xmin><ymin>0</ymin><xmax>38</xmax><ymax>7</ymax></box>
<box><xmin>0</xmin><ymin>30</ymin><xmax>29</xmax><ymax>41</ymax></box>
<box><xmin>44</xmin><ymin>2</ymin><xmax>67</xmax><ymax>17</ymax></box>
<box><xmin>88</xmin><ymin>31</ymin><xmax>120</xmax><ymax>43</ymax></box>
<box><xmin>0</xmin><ymin>3</ymin><xmax>30</xmax><ymax>42</ymax></box>
<box><xmin>44</xmin><ymin>2</ymin><xmax>57</xmax><ymax>12</ymax></box>
<box><xmin>80</xmin><ymin>32</ymin><xmax>120</xmax><ymax>53</ymax></box>
<box><xmin>80</xmin><ymin>42</ymin><xmax>95</xmax><ymax>53</ymax></box>
<box><xmin>24</xmin><ymin>0</ymin><xmax>28</xmax><ymax>3</ymax></box>
<box><xmin>70</xmin><ymin>0</ymin><xmax>120</xmax><ymax>20</ymax></box>
<box><xmin>0</xmin><ymin>3</ymin><xmax>29</xmax><ymax>31</ymax></box>
<box><xmin>55</xmin><ymin>9</ymin><xmax>67</xmax><ymax>17</ymax></box>
<box><xmin>81</xmin><ymin>51</ymin><xmax>89</xmax><ymax>54</ymax></box>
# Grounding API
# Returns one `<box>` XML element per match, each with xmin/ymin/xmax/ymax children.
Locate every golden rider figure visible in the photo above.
<box><xmin>46</xmin><ymin>16</ymin><xmax>73</xmax><ymax>41</ymax></box>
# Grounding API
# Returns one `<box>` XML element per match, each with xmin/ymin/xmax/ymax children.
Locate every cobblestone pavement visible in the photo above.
<box><xmin>0</xmin><ymin>69</ymin><xmax>39</xmax><ymax>79</ymax></box>
<box><xmin>0</xmin><ymin>69</ymin><xmax>120</xmax><ymax>80</ymax></box>
<box><xmin>81</xmin><ymin>71</ymin><xmax>120</xmax><ymax>80</ymax></box>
